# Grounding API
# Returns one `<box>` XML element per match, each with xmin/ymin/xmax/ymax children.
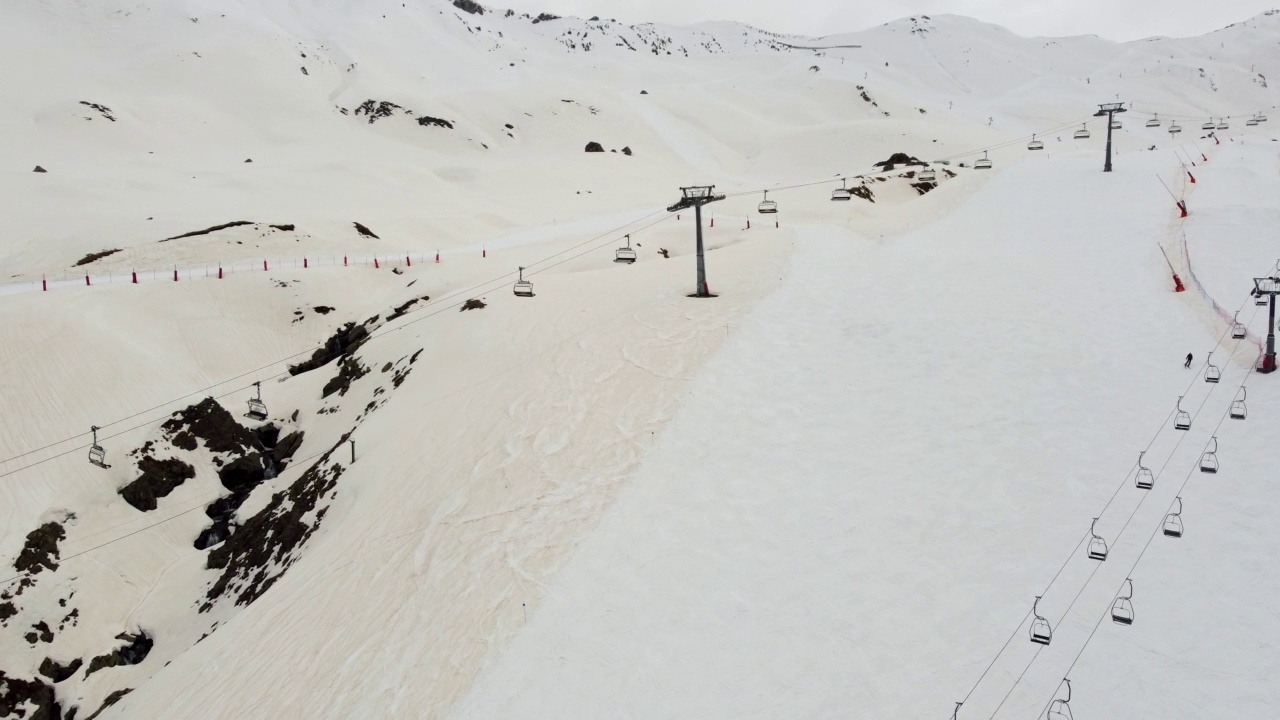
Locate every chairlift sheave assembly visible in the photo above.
<box><xmin>88</xmin><ymin>425</ymin><xmax>108</xmax><ymax>468</ymax></box>
<box><xmin>757</xmin><ymin>191</ymin><xmax>778</xmax><ymax>214</ymax></box>
<box><xmin>614</xmin><ymin>234</ymin><xmax>637</xmax><ymax>264</ymax></box>
<box><xmin>974</xmin><ymin>151</ymin><xmax>992</xmax><ymax>170</ymax></box>
<box><xmin>1030</xmin><ymin>596</ymin><xmax>1053</xmax><ymax>646</ymax></box>
<box><xmin>1200</xmin><ymin>436</ymin><xmax>1219</xmax><ymax>474</ymax></box>
<box><xmin>1028</xmin><ymin>134</ymin><xmax>1044</xmax><ymax>151</ymax></box>
<box><xmin>1047</xmin><ymin>679</ymin><xmax>1073</xmax><ymax>720</ymax></box>
<box><xmin>246</xmin><ymin>381</ymin><xmax>268</xmax><ymax>422</ymax></box>
<box><xmin>1136</xmin><ymin>450</ymin><xmax>1154</xmax><ymax>490</ymax></box>
<box><xmin>1230</xmin><ymin>387</ymin><xmax>1247</xmax><ymax>420</ymax></box>
<box><xmin>1087</xmin><ymin>518</ymin><xmax>1109</xmax><ymax>561</ymax></box>
<box><xmin>1174</xmin><ymin>396</ymin><xmax>1191</xmax><ymax>431</ymax></box>
<box><xmin>831</xmin><ymin>178</ymin><xmax>852</xmax><ymax>201</ymax></box>
<box><xmin>1073</xmin><ymin>124</ymin><xmax>1091</xmax><ymax>140</ymax></box>
<box><xmin>1163</xmin><ymin>496</ymin><xmax>1184</xmax><ymax>538</ymax></box>
<box><xmin>513</xmin><ymin>266</ymin><xmax>534</xmax><ymax>297</ymax></box>
<box><xmin>1204</xmin><ymin>351</ymin><xmax>1221</xmax><ymax>383</ymax></box>
<box><xmin>1111</xmin><ymin>578</ymin><xmax>1135</xmax><ymax>625</ymax></box>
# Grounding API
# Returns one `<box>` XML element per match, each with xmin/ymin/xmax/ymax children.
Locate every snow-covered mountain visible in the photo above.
<box><xmin>2</xmin><ymin>1</ymin><xmax>1279</xmax><ymax>717</ymax></box>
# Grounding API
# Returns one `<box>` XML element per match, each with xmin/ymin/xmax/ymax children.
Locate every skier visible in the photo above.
<box><xmin>1185</xmin><ymin>353</ymin><xmax>1194</xmax><ymax>368</ymax></box>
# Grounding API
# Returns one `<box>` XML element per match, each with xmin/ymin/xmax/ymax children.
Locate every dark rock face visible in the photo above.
<box><xmin>84</xmin><ymin>632</ymin><xmax>153</xmax><ymax>678</ymax></box>
<box><xmin>38</xmin><ymin>657</ymin><xmax>83</xmax><ymax>684</ymax></box>
<box><xmin>873</xmin><ymin>152</ymin><xmax>927</xmax><ymax>170</ymax></box>
<box><xmin>584</xmin><ymin>141</ymin><xmax>605</xmax><ymax>152</ymax></box>
<box><xmin>850</xmin><ymin>185</ymin><xmax>875</xmax><ymax>202</ymax></box>
<box><xmin>33</xmin><ymin>166</ymin><xmax>47</xmax><ymax>173</ymax></box>
<box><xmin>460</xmin><ymin>298</ymin><xmax>487</xmax><ymax>311</ymax></box>
<box><xmin>84</xmin><ymin>688</ymin><xmax>132</xmax><ymax>720</ymax></box>
<box><xmin>14</xmin><ymin>523</ymin><xmax>65</xmax><ymax>575</ymax></box>
<box><xmin>353</xmin><ymin>222</ymin><xmax>379</xmax><ymax>239</ymax></box>
<box><xmin>417</xmin><ymin>115</ymin><xmax>453</xmax><ymax>129</ymax></box>
<box><xmin>119</xmin><ymin>457</ymin><xmax>196</xmax><ymax>511</ymax></box>
<box><xmin>353</xmin><ymin>100</ymin><xmax>407</xmax><ymax>124</ymax></box>
<box><xmin>217</xmin><ymin>453</ymin><xmax>267</xmax><ymax>494</ymax></box>
<box><xmin>74</xmin><ymin>249</ymin><xmax>122</xmax><ymax>266</ymax></box>
<box><xmin>289</xmin><ymin>321</ymin><xmax>371</xmax><ymax>377</ymax></box>
<box><xmin>621</xmin><ymin>146</ymin><xmax>633</xmax><ymax>156</ymax></box>
<box><xmin>313</xmin><ymin>306</ymin><xmax>334</xmax><ymax>315</ymax></box>
<box><xmin>452</xmin><ymin>0</ymin><xmax>484</xmax><ymax>14</ymax></box>
<box><xmin>532</xmin><ymin>12</ymin><xmax>560</xmax><ymax>23</ymax></box>
<box><xmin>269</xmin><ymin>223</ymin><xmax>294</xmax><ymax>231</ymax></box>
<box><xmin>321</xmin><ymin>356</ymin><xmax>369</xmax><ymax>398</ymax></box>
<box><xmin>25</xmin><ymin>621</ymin><xmax>54</xmax><ymax>644</ymax></box>
<box><xmin>0</xmin><ymin>671</ymin><xmax>61</xmax><ymax>719</ymax></box>
<box><xmin>79</xmin><ymin>101</ymin><xmax>116</xmax><ymax>121</ymax></box>
<box><xmin>272</xmin><ymin>432</ymin><xmax>304</xmax><ymax>469</ymax></box>
<box><xmin>161</xmin><ymin>220</ymin><xmax>253</xmax><ymax>242</ymax></box>
<box><xmin>161</xmin><ymin>398</ymin><xmax>261</xmax><ymax>456</ymax></box>
<box><xmin>387</xmin><ymin>295</ymin><xmax>430</xmax><ymax>321</ymax></box>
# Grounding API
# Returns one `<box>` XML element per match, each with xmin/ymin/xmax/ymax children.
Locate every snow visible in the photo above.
<box><xmin>1</xmin><ymin>1</ymin><xmax>1279</xmax><ymax>718</ymax></box>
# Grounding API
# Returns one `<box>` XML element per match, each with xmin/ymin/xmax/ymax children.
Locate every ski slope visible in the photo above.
<box><xmin>2</xmin><ymin>1</ymin><xmax>1280</xmax><ymax>718</ymax></box>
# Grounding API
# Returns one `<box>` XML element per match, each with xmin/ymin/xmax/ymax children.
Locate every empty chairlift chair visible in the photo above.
<box><xmin>1073</xmin><ymin>124</ymin><xmax>1091</xmax><ymax>139</ymax></box>
<box><xmin>1028</xmin><ymin>134</ymin><xmax>1044</xmax><ymax>151</ymax></box>
<box><xmin>1232</xmin><ymin>311</ymin><xmax>1247</xmax><ymax>339</ymax></box>
<box><xmin>831</xmin><ymin>179</ymin><xmax>852</xmax><ymax>201</ymax></box>
<box><xmin>1111</xmin><ymin>578</ymin><xmax>1135</xmax><ymax>625</ymax></box>
<box><xmin>1030</xmin><ymin>596</ymin><xmax>1053</xmax><ymax>646</ymax></box>
<box><xmin>615</xmin><ymin>234</ymin><xmax>636</xmax><ymax>264</ymax></box>
<box><xmin>1136</xmin><ymin>450</ymin><xmax>1155</xmax><ymax>490</ymax></box>
<box><xmin>1205</xmin><ymin>351</ymin><xmax>1221</xmax><ymax>384</ymax></box>
<box><xmin>1248</xmin><ymin>116</ymin><xmax>1260</xmax><ymax>127</ymax></box>
<box><xmin>246</xmin><ymin>381</ymin><xmax>268</xmax><ymax>422</ymax></box>
<box><xmin>1111</xmin><ymin>119</ymin><xmax>1123</xmax><ymax>130</ymax></box>
<box><xmin>1231</xmin><ymin>388</ymin><xmax>1248</xmax><ymax>420</ymax></box>
<box><xmin>1174</xmin><ymin>396</ymin><xmax>1192</xmax><ymax>431</ymax></box>
<box><xmin>1200</xmin><ymin>436</ymin><xmax>1219</xmax><ymax>474</ymax></box>
<box><xmin>918</xmin><ymin>167</ymin><xmax>937</xmax><ymax>182</ymax></box>
<box><xmin>513</xmin><ymin>266</ymin><xmax>534</xmax><ymax>297</ymax></box>
<box><xmin>1202</xmin><ymin>118</ymin><xmax>1217</xmax><ymax>130</ymax></box>
<box><xmin>1087</xmin><ymin>518</ymin><xmax>1109</xmax><ymax>561</ymax></box>
<box><xmin>88</xmin><ymin>425</ymin><xmax>107</xmax><ymax>468</ymax></box>
<box><xmin>1218</xmin><ymin>118</ymin><xmax>1230</xmax><ymax>130</ymax></box>
<box><xmin>1047</xmin><ymin>679</ymin><xmax>1073</xmax><ymax>720</ymax></box>
<box><xmin>1163</xmin><ymin>496</ymin><xmax>1184</xmax><ymax>538</ymax></box>
<box><xmin>1146</xmin><ymin>114</ymin><xmax>1162</xmax><ymax>128</ymax></box>
<box><xmin>757</xmin><ymin>191</ymin><xmax>778</xmax><ymax>214</ymax></box>
<box><xmin>974</xmin><ymin>151</ymin><xmax>993</xmax><ymax>170</ymax></box>
<box><xmin>1258</xmin><ymin>112</ymin><xmax>1269</xmax><ymax>122</ymax></box>
<box><xmin>1168</xmin><ymin>121</ymin><xmax>1182</xmax><ymax>134</ymax></box>
<box><xmin>1257</xmin><ymin>278</ymin><xmax>1275</xmax><ymax>305</ymax></box>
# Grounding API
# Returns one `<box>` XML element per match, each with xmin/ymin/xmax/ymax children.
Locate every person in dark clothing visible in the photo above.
<box><xmin>1185</xmin><ymin>353</ymin><xmax>1194</xmax><ymax>368</ymax></box>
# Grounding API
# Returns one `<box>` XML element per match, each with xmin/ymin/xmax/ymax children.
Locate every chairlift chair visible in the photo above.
<box><xmin>1168</xmin><ymin>122</ymin><xmax>1182</xmax><ymax>134</ymax></box>
<box><xmin>246</xmin><ymin>381</ymin><xmax>268</xmax><ymax>421</ymax></box>
<box><xmin>1257</xmin><ymin>278</ymin><xmax>1275</xmax><ymax>305</ymax></box>
<box><xmin>1163</xmin><ymin>497</ymin><xmax>1184</xmax><ymax>538</ymax></box>
<box><xmin>1110</xmin><ymin>119</ymin><xmax>1123</xmax><ymax>130</ymax></box>
<box><xmin>1200</xmin><ymin>436</ymin><xmax>1219</xmax><ymax>474</ymax></box>
<box><xmin>1111</xmin><ymin>578</ymin><xmax>1135</xmax><ymax>625</ymax></box>
<box><xmin>614</xmin><ymin>234</ymin><xmax>637</xmax><ymax>263</ymax></box>
<box><xmin>831</xmin><ymin>179</ymin><xmax>851</xmax><ymax>201</ymax></box>
<box><xmin>1247</xmin><ymin>117</ymin><xmax>1259</xmax><ymax>127</ymax></box>
<box><xmin>1258</xmin><ymin>112</ymin><xmax>1268</xmax><ymax>122</ymax></box>
<box><xmin>512</xmin><ymin>266</ymin><xmax>534</xmax><ymax>297</ymax></box>
<box><xmin>757</xmin><ymin>191</ymin><xmax>778</xmax><ymax>214</ymax></box>
<box><xmin>1146</xmin><ymin>115</ymin><xmax>1162</xmax><ymax>128</ymax></box>
<box><xmin>1202</xmin><ymin>119</ymin><xmax>1216</xmax><ymax>130</ymax></box>
<box><xmin>1088</xmin><ymin>518</ymin><xmax>1109</xmax><ymax>561</ymax></box>
<box><xmin>974</xmin><ymin>151</ymin><xmax>992</xmax><ymax>170</ymax></box>
<box><xmin>1047</xmin><ymin>679</ymin><xmax>1073</xmax><ymax>720</ymax></box>
<box><xmin>1217</xmin><ymin>119</ymin><xmax>1230</xmax><ymax>130</ymax></box>
<box><xmin>918</xmin><ymin>167</ymin><xmax>937</xmax><ymax>182</ymax></box>
<box><xmin>1174</xmin><ymin>396</ymin><xmax>1192</xmax><ymax>431</ymax></box>
<box><xmin>1073</xmin><ymin>124</ymin><xmax>1091</xmax><ymax>140</ymax></box>
<box><xmin>1030</xmin><ymin>596</ymin><xmax>1053</xmax><ymax>646</ymax></box>
<box><xmin>88</xmin><ymin>425</ymin><xmax>107</xmax><ymax>468</ymax></box>
<box><xmin>1028</xmin><ymin>135</ymin><xmax>1044</xmax><ymax>151</ymax></box>
<box><xmin>1230</xmin><ymin>388</ymin><xmax>1247</xmax><ymax>420</ymax></box>
<box><xmin>1136</xmin><ymin>450</ymin><xmax>1155</xmax><ymax>490</ymax></box>
<box><xmin>1232</xmin><ymin>311</ymin><xmax>1247</xmax><ymax>339</ymax></box>
<box><xmin>1205</xmin><ymin>351</ymin><xmax>1221</xmax><ymax>383</ymax></box>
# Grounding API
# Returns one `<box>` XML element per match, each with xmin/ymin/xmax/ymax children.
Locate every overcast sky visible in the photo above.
<box><xmin>499</xmin><ymin>0</ymin><xmax>1278</xmax><ymax>41</ymax></box>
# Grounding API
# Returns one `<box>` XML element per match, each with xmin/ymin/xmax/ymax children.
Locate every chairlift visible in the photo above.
<box><xmin>1247</xmin><ymin>117</ymin><xmax>1259</xmax><ymax>127</ymax></box>
<box><xmin>1073</xmin><ymin>124</ymin><xmax>1091</xmax><ymax>140</ymax></box>
<box><xmin>1136</xmin><ymin>450</ymin><xmax>1155</xmax><ymax>490</ymax></box>
<box><xmin>1232</xmin><ymin>311</ymin><xmax>1247</xmax><ymax>339</ymax></box>
<box><xmin>1110</xmin><ymin>119</ymin><xmax>1123</xmax><ymax>130</ymax></box>
<box><xmin>1146</xmin><ymin>114</ymin><xmax>1161</xmax><ymax>128</ymax></box>
<box><xmin>831</xmin><ymin>178</ymin><xmax>851</xmax><ymax>201</ymax></box>
<box><xmin>614</xmin><ymin>234</ymin><xmax>637</xmax><ymax>263</ymax></box>
<box><xmin>88</xmin><ymin>425</ymin><xmax>107</xmax><ymax>468</ymax></box>
<box><xmin>1217</xmin><ymin>119</ymin><xmax>1230</xmax><ymax>130</ymax></box>
<box><xmin>1111</xmin><ymin>578</ymin><xmax>1135</xmax><ymax>625</ymax></box>
<box><xmin>1202</xmin><ymin>119</ymin><xmax>1216</xmax><ymax>130</ymax></box>
<box><xmin>1047</xmin><ymin>679</ymin><xmax>1073</xmax><ymax>720</ymax></box>
<box><xmin>974</xmin><ymin>151</ymin><xmax>992</xmax><ymax>170</ymax></box>
<box><xmin>1230</xmin><ymin>387</ymin><xmax>1247</xmax><ymax>420</ymax></box>
<box><xmin>513</xmin><ymin>266</ymin><xmax>534</xmax><ymax>297</ymax></box>
<box><xmin>1087</xmin><ymin>518</ymin><xmax>1109</xmax><ymax>561</ymax></box>
<box><xmin>1200</xmin><ymin>436</ymin><xmax>1219</xmax><ymax>474</ymax></box>
<box><xmin>246</xmin><ymin>381</ymin><xmax>268</xmax><ymax>421</ymax></box>
<box><xmin>1257</xmin><ymin>278</ymin><xmax>1275</xmax><ymax>305</ymax></box>
<box><xmin>1028</xmin><ymin>135</ymin><xmax>1044</xmax><ymax>151</ymax></box>
<box><xmin>1030</xmin><ymin>596</ymin><xmax>1052</xmax><ymax>646</ymax></box>
<box><xmin>1258</xmin><ymin>112</ymin><xmax>1268</xmax><ymax>122</ymax></box>
<box><xmin>1204</xmin><ymin>351</ymin><xmax>1221</xmax><ymax>384</ymax></box>
<box><xmin>758</xmin><ymin>191</ymin><xmax>778</xmax><ymax>214</ymax></box>
<box><xmin>1163</xmin><ymin>496</ymin><xmax>1184</xmax><ymax>538</ymax></box>
<box><xmin>1174</xmin><ymin>396</ymin><xmax>1191</xmax><ymax>431</ymax></box>
<box><xmin>1168</xmin><ymin>122</ymin><xmax>1182</xmax><ymax>134</ymax></box>
<box><xmin>918</xmin><ymin>167</ymin><xmax>937</xmax><ymax>182</ymax></box>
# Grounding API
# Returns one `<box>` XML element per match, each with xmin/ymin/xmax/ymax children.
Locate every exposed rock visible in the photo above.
<box><xmin>911</xmin><ymin>181</ymin><xmax>937</xmax><ymax>195</ymax></box>
<box><xmin>621</xmin><ymin>146</ymin><xmax>633</xmax><ymax>156</ymax></box>
<box><xmin>25</xmin><ymin>621</ymin><xmax>53</xmax><ymax>644</ymax></box>
<box><xmin>84</xmin><ymin>688</ymin><xmax>132</xmax><ymax>720</ymax></box>
<box><xmin>460</xmin><ymin>298</ymin><xmax>487</xmax><ymax>311</ymax></box>
<box><xmin>79</xmin><ymin>101</ymin><xmax>116</xmax><ymax>121</ymax></box>
<box><xmin>74</xmin><ymin>249</ymin><xmax>122</xmax><ymax>267</ymax></box>
<box><xmin>160</xmin><ymin>397</ymin><xmax>261</xmax><ymax>456</ymax></box>
<box><xmin>532</xmin><ymin>12</ymin><xmax>560</xmax><ymax>23</ymax></box>
<box><xmin>387</xmin><ymin>295</ymin><xmax>430</xmax><ymax>321</ymax></box>
<box><xmin>0</xmin><ymin>602</ymin><xmax>16</xmax><ymax>622</ymax></box>
<box><xmin>84</xmin><ymin>632</ymin><xmax>153</xmax><ymax>678</ymax></box>
<box><xmin>244</xmin><ymin>158</ymin><xmax>253</xmax><ymax>163</ymax></box>
<box><xmin>272</xmin><ymin>431</ymin><xmax>304</xmax><ymax>469</ymax></box>
<box><xmin>161</xmin><ymin>220</ymin><xmax>253</xmax><ymax>242</ymax></box>
<box><xmin>119</xmin><ymin>457</ymin><xmax>196</xmax><ymax>512</ymax></box>
<box><xmin>585</xmin><ymin>141</ymin><xmax>605</xmax><ymax>152</ymax></box>
<box><xmin>216</xmin><ymin>453</ymin><xmax>267</xmax><ymax>494</ymax></box>
<box><xmin>452</xmin><ymin>0</ymin><xmax>484</xmax><ymax>14</ymax></box>
<box><xmin>873</xmin><ymin>152</ymin><xmax>927</xmax><ymax>170</ymax></box>
<box><xmin>0</xmin><ymin>671</ymin><xmax>61</xmax><ymax>719</ymax></box>
<box><xmin>353</xmin><ymin>222</ymin><xmax>379</xmax><ymax>239</ymax></box>
<box><xmin>33</xmin><ymin>166</ymin><xmax>47</xmax><ymax>173</ymax></box>
<box><xmin>269</xmin><ymin>223</ymin><xmax>294</xmax><ymax>231</ymax></box>
<box><xmin>321</xmin><ymin>356</ymin><xmax>369</xmax><ymax>398</ymax></box>
<box><xmin>353</xmin><ymin>100</ymin><xmax>408</xmax><ymax>124</ymax></box>
<box><xmin>313</xmin><ymin>306</ymin><xmax>334</xmax><ymax>315</ymax></box>
<box><xmin>38</xmin><ymin>657</ymin><xmax>83</xmax><ymax>684</ymax></box>
<box><xmin>849</xmin><ymin>185</ymin><xmax>875</xmax><ymax>202</ymax></box>
<box><xmin>14</xmin><ymin>522</ymin><xmax>65</xmax><ymax>575</ymax></box>
<box><xmin>289</xmin><ymin>321</ymin><xmax>371</xmax><ymax>377</ymax></box>
<box><xmin>417</xmin><ymin>115</ymin><xmax>454</xmax><ymax>129</ymax></box>
<box><xmin>640</xmin><ymin>90</ymin><xmax>648</xmax><ymax>94</ymax></box>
